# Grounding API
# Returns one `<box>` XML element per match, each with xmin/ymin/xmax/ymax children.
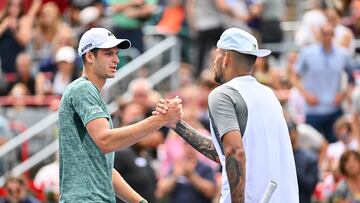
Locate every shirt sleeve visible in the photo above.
<box><xmin>70</xmin><ymin>81</ymin><xmax>109</xmax><ymax>126</ymax></box>
<box><xmin>208</xmin><ymin>86</ymin><xmax>247</xmax><ymax>140</ymax></box>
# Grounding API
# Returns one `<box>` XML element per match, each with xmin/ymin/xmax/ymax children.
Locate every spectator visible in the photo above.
<box><xmin>2</xmin><ymin>176</ymin><xmax>40</xmax><ymax>203</ymax></box>
<box><xmin>177</xmin><ymin>63</ymin><xmax>194</xmax><ymax>88</ymax></box>
<box><xmin>155</xmin><ymin>0</ymin><xmax>190</xmax><ymax>62</ymax></box>
<box><xmin>156</xmin><ymin>0</ymin><xmax>185</xmax><ymax>35</ymax></box>
<box><xmin>254</xmin><ymin>0</ymin><xmax>285</xmax><ymax>46</ymax></box>
<box><xmin>326</xmin><ymin>7</ymin><xmax>355</xmax><ymax>55</ymax></box>
<box><xmin>114</xmin><ymin>105</ymin><xmax>158</xmax><ymax>203</ymax></box>
<box><xmin>33</xmin><ymin>155</ymin><xmax>60</xmax><ymax>203</ymax></box>
<box><xmin>156</xmin><ymin>141</ymin><xmax>216</xmax><ymax>203</ymax></box>
<box><xmin>215</xmin><ymin>0</ymin><xmax>250</xmax><ymax>31</ymax></box>
<box><xmin>119</xmin><ymin>100</ymin><xmax>167</xmax><ymax>148</ymax></box>
<box><xmin>180</xmin><ymin>84</ymin><xmax>204</xmax><ymax>125</ymax></box>
<box><xmin>0</xmin><ymin>0</ymin><xmax>41</xmax><ymax>75</ymax></box>
<box><xmin>53</xmin><ymin>25</ymin><xmax>78</xmax><ymax>54</ymax></box>
<box><xmin>333</xmin><ymin>0</ymin><xmax>352</xmax><ymax>16</ymax></box>
<box><xmin>8</xmin><ymin>82</ymin><xmax>30</xmax><ymax>110</ymax></box>
<box><xmin>77</xmin><ymin>6</ymin><xmax>103</xmax><ymax>36</ymax></box>
<box><xmin>39</xmin><ymin>26</ymin><xmax>78</xmax><ymax>74</ymax></box>
<box><xmin>332</xmin><ymin>150</ymin><xmax>360</xmax><ymax>202</ymax></box>
<box><xmin>50</xmin><ymin>46</ymin><xmax>79</xmax><ymax>95</ymax></box>
<box><xmin>328</xmin><ymin>115</ymin><xmax>359</xmax><ymax>160</ymax></box>
<box><xmin>198</xmin><ymin>67</ymin><xmax>218</xmax><ymax>111</ymax></box>
<box><xmin>252</xmin><ymin>56</ymin><xmax>280</xmax><ymax>89</ymax></box>
<box><xmin>296</xmin><ymin>123</ymin><xmax>327</xmax><ymax>163</ymax></box>
<box><xmin>109</xmin><ymin>0</ymin><xmax>158</xmax><ymax>53</ymax></box>
<box><xmin>186</xmin><ymin>0</ymin><xmax>223</xmax><ymax>78</ymax></box>
<box><xmin>288</xmin><ymin>119</ymin><xmax>319</xmax><ymax>203</ymax></box>
<box><xmin>114</xmin><ymin>136</ymin><xmax>158</xmax><ymax>203</ymax></box>
<box><xmin>343</xmin><ymin>0</ymin><xmax>360</xmax><ymax>41</ymax></box>
<box><xmin>118</xmin><ymin>102</ymin><xmax>147</xmax><ymax>126</ymax></box>
<box><xmin>126</xmin><ymin>77</ymin><xmax>155</xmax><ymax>113</ymax></box>
<box><xmin>5</xmin><ymin>83</ymin><xmax>48</xmax><ymax>129</ymax></box>
<box><xmin>295</xmin><ymin>0</ymin><xmax>327</xmax><ymax>47</ymax></box>
<box><xmin>286</xmin><ymin>51</ymin><xmax>307</xmax><ymax>124</ymax></box>
<box><xmin>292</xmin><ymin>23</ymin><xmax>353</xmax><ymax>143</ymax></box>
<box><xmin>66</xmin><ymin>0</ymin><xmax>104</xmax><ymax>27</ymax></box>
<box><xmin>314</xmin><ymin>115</ymin><xmax>360</xmax><ymax>202</ymax></box>
<box><xmin>158</xmin><ymin>84</ymin><xmax>218</xmax><ymax>179</ymax></box>
<box><xmin>32</xmin><ymin>2</ymin><xmax>70</xmax><ymax>59</ymax></box>
<box><xmin>5</xmin><ymin>52</ymin><xmax>36</xmax><ymax>95</ymax></box>
<box><xmin>197</xmin><ymin>68</ymin><xmax>218</xmax><ymax>132</ymax></box>
<box><xmin>36</xmin><ymin>46</ymin><xmax>79</xmax><ymax>96</ymax></box>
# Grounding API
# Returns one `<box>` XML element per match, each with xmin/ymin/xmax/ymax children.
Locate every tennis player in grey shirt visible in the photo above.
<box><xmin>155</xmin><ymin>28</ymin><xmax>298</xmax><ymax>203</ymax></box>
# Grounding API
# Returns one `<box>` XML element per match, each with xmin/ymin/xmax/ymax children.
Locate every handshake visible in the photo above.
<box><xmin>152</xmin><ymin>96</ymin><xmax>183</xmax><ymax>128</ymax></box>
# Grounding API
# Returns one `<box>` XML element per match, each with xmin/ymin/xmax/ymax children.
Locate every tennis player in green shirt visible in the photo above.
<box><xmin>59</xmin><ymin>27</ymin><xmax>182</xmax><ymax>203</ymax></box>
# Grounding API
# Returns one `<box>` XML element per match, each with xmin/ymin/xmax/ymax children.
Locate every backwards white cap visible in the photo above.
<box><xmin>78</xmin><ymin>27</ymin><xmax>131</xmax><ymax>56</ymax></box>
<box><xmin>217</xmin><ymin>28</ymin><xmax>271</xmax><ymax>57</ymax></box>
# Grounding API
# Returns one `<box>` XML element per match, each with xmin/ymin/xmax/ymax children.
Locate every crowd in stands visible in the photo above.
<box><xmin>1</xmin><ymin>0</ymin><xmax>360</xmax><ymax>202</ymax></box>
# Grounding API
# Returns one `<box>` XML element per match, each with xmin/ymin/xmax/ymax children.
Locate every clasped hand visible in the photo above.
<box><xmin>153</xmin><ymin>96</ymin><xmax>183</xmax><ymax>128</ymax></box>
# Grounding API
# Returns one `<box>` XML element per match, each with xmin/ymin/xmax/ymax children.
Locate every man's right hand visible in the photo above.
<box><xmin>154</xmin><ymin>96</ymin><xmax>183</xmax><ymax>128</ymax></box>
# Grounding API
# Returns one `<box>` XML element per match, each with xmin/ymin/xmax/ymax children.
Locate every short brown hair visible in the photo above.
<box><xmin>5</xmin><ymin>176</ymin><xmax>25</xmax><ymax>188</ymax></box>
<box><xmin>81</xmin><ymin>48</ymin><xmax>99</xmax><ymax>64</ymax></box>
<box><xmin>339</xmin><ymin>150</ymin><xmax>360</xmax><ymax>176</ymax></box>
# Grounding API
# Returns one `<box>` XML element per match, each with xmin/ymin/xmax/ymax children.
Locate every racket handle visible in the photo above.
<box><xmin>259</xmin><ymin>181</ymin><xmax>277</xmax><ymax>203</ymax></box>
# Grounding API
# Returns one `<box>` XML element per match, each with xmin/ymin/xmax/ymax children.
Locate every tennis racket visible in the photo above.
<box><xmin>259</xmin><ymin>181</ymin><xmax>277</xmax><ymax>203</ymax></box>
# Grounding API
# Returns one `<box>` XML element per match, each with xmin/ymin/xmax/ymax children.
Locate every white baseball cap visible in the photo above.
<box><xmin>217</xmin><ymin>28</ymin><xmax>271</xmax><ymax>57</ymax></box>
<box><xmin>56</xmin><ymin>46</ymin><xmax>76</xmax><ymax>63</ymax></box>
<box><xmin>78</xmin><ymin>27</ymin><xmax>131</xmax><ymax>56</ymax></box>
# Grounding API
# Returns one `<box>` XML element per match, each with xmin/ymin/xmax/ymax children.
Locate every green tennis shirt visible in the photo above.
<box><xmin>59</xmin><ymin>76</ymin><xmax>115</xmax><ymax>202</ymax></box>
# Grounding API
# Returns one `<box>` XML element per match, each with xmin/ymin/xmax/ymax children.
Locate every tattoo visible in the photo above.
<box><xmin>174</xmin><ymin>120</ymin><xmax>220</xmax><ymax>163</ymax></box>
<box><xmin>226</xmin><ymin>153</ymin><xmax>245</xmax><ymax>202</ymax></box>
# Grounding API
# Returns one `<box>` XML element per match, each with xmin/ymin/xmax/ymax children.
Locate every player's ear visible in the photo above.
<box><xmin>223</xmin><ymin>51</ymin><xmax>230</xmax><ymax>68</ymax></box>
<box><xmin>85</xmin><ymin>52</ymin><xmax>95</xmax><ymax>64</ymax></box>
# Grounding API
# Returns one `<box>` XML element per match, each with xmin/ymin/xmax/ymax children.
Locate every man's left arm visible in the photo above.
<box><xmin>334</xmin><ymin>53</ymin><xmax>355</xmax><ymax>106</ymax></box>
<box><xmin>223</xmin><ymin>130</ymin><xmax>246</xmax><ymax>203</ymax></box>
<box><xmin>208</xmin><ymin>87</ymin><xmax>247</xmax><ymax>202</ymax></box>
<box><xmin>112</xmin><ymin>169</ymin><xmax>146</xmax><ymax>203</ymax></box>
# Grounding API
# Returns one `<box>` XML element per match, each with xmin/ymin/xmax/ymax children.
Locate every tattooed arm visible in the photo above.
<box><xmin>154</xmin><ymin>97</ymin><xmax>219</xmax><ymax>163</ymax></box>
<box><xmin>173</xmin><ymin>120</ymin><xmax>220</xmax><ymax>163</ymax></box>
<box><xmin>223</xmin><ymin>130</ymin><xmax>246</xmax><ymax>203</ymax></box>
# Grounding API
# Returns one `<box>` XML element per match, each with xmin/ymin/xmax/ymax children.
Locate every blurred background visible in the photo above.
<box><xmin>1</xmin><ymin>0</ymin><xmax>360</xmax><ymax>202</ymax></box>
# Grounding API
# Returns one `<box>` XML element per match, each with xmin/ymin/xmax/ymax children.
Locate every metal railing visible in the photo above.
<box><xmin>0</xmin><ymin>36</ymin><xmax>180</xmax><ymax>186</ymax></box>
<box><xmin>0</xmin><ymin>112</ymin><xmax>58</xmax><ymax>158</ymax></box>
<box><xmin>103</xmin><ymin>36</ymin><xmax>179</xmax><ymax>102</ymax></box>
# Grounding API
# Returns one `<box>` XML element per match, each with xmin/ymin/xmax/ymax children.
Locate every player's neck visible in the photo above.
<box><xmin>82</xmin><ymin>71</ymin><xmax>106</xmax><ymax>91</ymax></box>
<box><xmin>232</xmin><ymin>69</ymin><xmax>251</xmax><ymax>80</ymax></box>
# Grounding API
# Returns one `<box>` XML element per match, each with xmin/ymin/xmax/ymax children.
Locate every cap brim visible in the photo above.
<box><xmin>240</xmin><ymin>49</ymin><xmax>271</xmax><ymax>57</ymax></box>
<box><xmin>97</xmin><ymin>39</ymin><xmax>131</xmax><ymax>50</ymax></box>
